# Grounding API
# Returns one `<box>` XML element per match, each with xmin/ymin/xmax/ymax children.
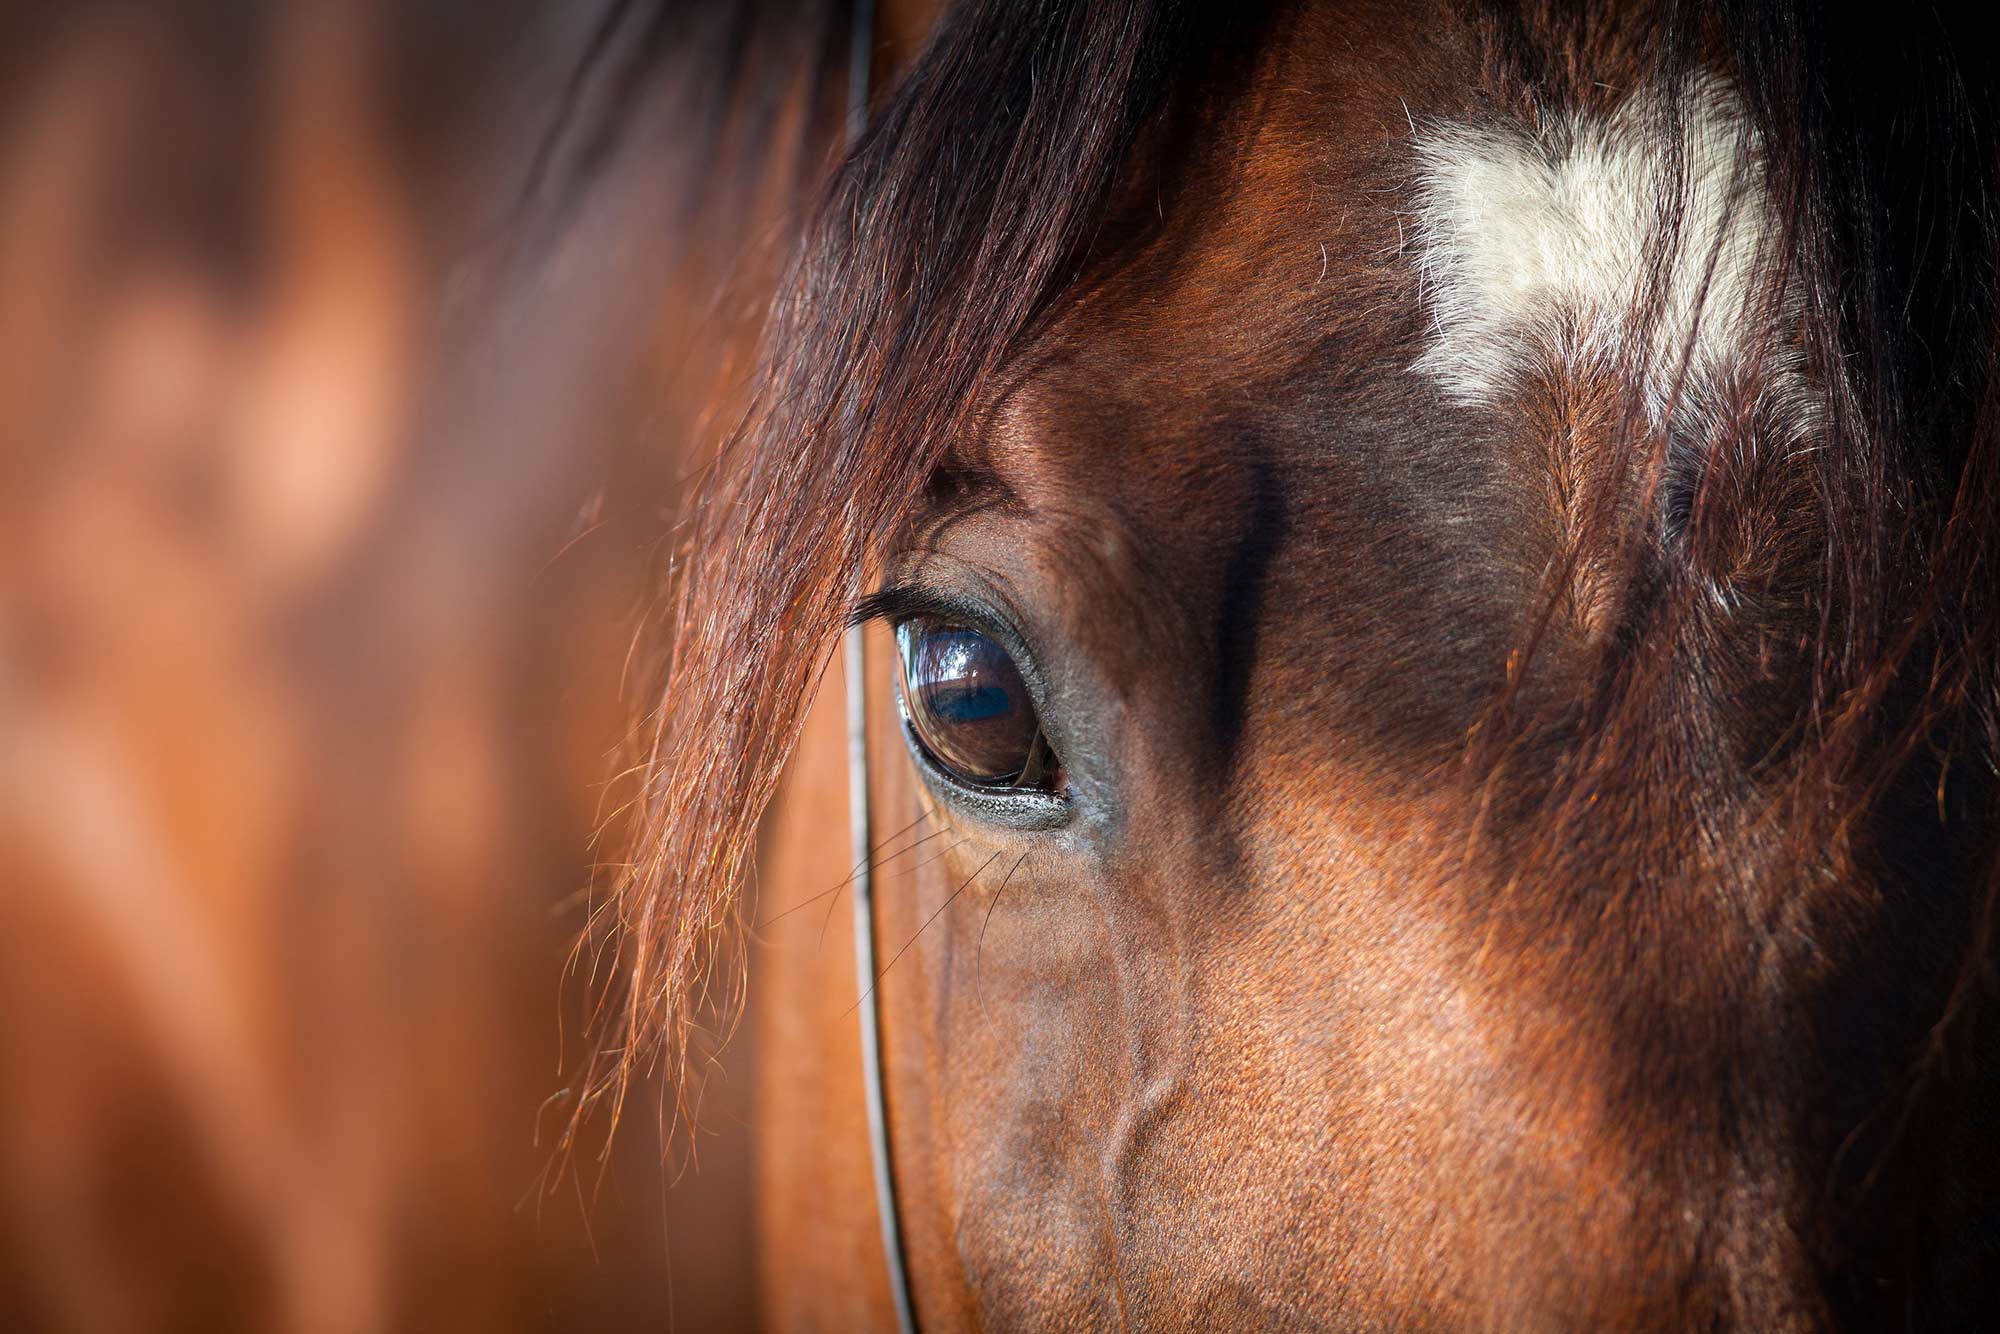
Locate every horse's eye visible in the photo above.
<box><xmin>894</xmin><ymin>619</ymin><xmax>1053</xmax><ymax>789</ymax></box>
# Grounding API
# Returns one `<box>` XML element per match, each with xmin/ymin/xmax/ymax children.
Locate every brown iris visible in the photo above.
<box><xmin>895</xmin><ymin>618</ymin><xmax>1053</xmax><ymax>789</ymax></box>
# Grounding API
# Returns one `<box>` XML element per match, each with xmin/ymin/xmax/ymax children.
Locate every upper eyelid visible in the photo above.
<box><xmin>849</xmin><ymin>581</ymin><xmax>958</xmax><ymax>629</ymax></box>
<box><xmin>851</xmin><ymin>580</ymin><xmax>1041</xmax><ymax>676</ymax></box>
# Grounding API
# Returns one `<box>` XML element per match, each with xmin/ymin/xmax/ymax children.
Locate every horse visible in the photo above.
<box><xmin>575</xmin><ymin>0</ymin><xmax>2000</xmax><ymax>1326</ymax></box>
<box><xmin>1</xmin><ymin>0</ymin><xmax>1994</xmax><ymax>1327</ymax></box>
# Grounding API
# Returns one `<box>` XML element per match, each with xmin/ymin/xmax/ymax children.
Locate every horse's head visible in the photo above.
<box><xmin>616</xmin><ymin>1</ymin><xmax>2000</xmax><ymax>1325</ymax></box>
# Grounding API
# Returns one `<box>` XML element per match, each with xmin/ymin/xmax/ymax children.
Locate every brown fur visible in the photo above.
<box><xmin>617</xmin><ymin>0</ymin><xmax>2000</xmax><ymax>1326</ymax></box>
<box><xmin>4</xmin><ymin>0</ymin><xmax>1993</xmax><ymax>1327</ymax></box>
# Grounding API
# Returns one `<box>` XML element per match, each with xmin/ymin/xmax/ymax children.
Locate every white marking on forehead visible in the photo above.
<box><xmin>1411</xmin><ymin>78</ymin><xmax>1799</xmax><ymax>418</ymax></box>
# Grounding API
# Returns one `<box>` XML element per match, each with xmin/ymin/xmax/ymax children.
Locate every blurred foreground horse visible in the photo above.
<box><xmin>4</xmin><ymin>1</ymin><xmax>1999</xmax><ymax>1330</ymax></box>
<box><xmin>0</xmin><ymin>2</ymin><xmax>760</xmax><ymax>1327</ymax></box>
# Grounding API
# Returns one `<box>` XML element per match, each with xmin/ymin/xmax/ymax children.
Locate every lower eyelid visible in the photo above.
<box><xmin>896</xmin><ymin>714</ymin><xmax>1072</xmax><ymax>831</ymax></box>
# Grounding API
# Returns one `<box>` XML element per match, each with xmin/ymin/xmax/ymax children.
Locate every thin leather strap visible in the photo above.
<box><xmin>842</xmin><ymin>1</ymin><xmax>919</xmax><ymax>1328</ymax></box>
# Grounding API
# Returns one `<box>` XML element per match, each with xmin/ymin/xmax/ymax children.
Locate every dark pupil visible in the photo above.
<box><xmin>897</xmin><ymin>622</ymin><xmax>1040</xmax><ymax>785</ymax></box>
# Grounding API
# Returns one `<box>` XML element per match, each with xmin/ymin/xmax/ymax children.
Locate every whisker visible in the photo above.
<box><xmin>975</xmin><ymin>851</ymin><xmax>1031</xmax><ymax>1024</ymax></box>
<box><xmin>903</xmin><ymin>830</ymin><xmax>969</xmax><ymax>879</ymax></box>
<box><xmin>755</xmin><ymin>880</ymin><xmax>847</xmax><ymax>931</ymax></box>
<box><xmin>818</xmin><ymin>827</ymin><xmax>956</xmax><ymax>949</ymax></box>
<box><xmin>754</xmin><ymin>811</ymin><xmax>934</xmax><ymax>930</ymax></box>
<box><xmin>846</xmin><ymin>850</ymin><xmax>1001</xmax><ymax>1019</ymax></box>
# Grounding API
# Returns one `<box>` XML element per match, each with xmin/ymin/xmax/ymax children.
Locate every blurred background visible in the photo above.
<box><xmin>0</xmin><ymin>1</ymin><xmax>783</xmax><ymax>1327</ymax></box>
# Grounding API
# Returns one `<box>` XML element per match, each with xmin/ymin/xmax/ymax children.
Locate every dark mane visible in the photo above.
<box><xmin>578</xmin><ymin>0</ymin><xmax>1242</xmax><ymax>1125</ymax></box>
<box><xmin>588</xmin><ymin>0</ymin><xmax>2000</xmax><ymax>1209</ymax></box>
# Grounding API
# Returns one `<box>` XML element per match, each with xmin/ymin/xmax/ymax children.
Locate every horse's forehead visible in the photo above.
<box><xmin>965</xmin><ymin>29</ymin><xmax>1809</xmax><ymax>779</ymax></box>
<box><xmin>988</xmin><ymin>19</ymin><xmax>1459</xmax><ymax>476</ymax></box>
<box><xmin>990</xmin><ymin>42</ymin><xmax>1799</xmax><ymax>535</ymax></box>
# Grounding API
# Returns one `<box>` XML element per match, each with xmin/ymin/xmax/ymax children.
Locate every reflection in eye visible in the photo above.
<box><xmin>894</xmin><ymin>618</ymin><xmax>1056</xmax><ymax>790</ymax></box>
